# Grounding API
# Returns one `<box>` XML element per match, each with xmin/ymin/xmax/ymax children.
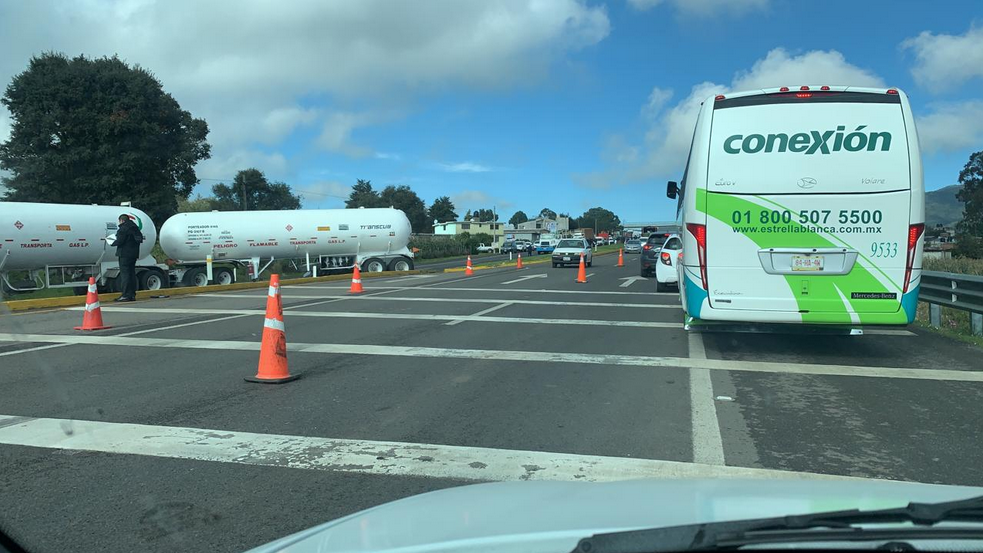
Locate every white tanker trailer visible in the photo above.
<box><xmin>0</xmin><ymin>201</ymin><xmax>167</xmax><ymax>296</ymax></box>
<box><xmin>158</xmin><ymin>207</ymin><xmax>415</xmax><ymax>286</ymax></box>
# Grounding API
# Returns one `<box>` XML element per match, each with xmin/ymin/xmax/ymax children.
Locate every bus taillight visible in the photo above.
<box><xmin>903</xmin><ymin>223</ymin><xmax>925</xmax><ymax>294</ymax></box>
<box><xmin>686</xmin><ymin>222</ymin><xmax>708</xmax><ymax>290</ymax></box>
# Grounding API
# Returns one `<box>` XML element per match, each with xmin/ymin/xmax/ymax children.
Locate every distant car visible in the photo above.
<box><xmin>624</xmin><ymin>239</ymin><xmax>642</xmax><ymax>254</ymax></box>
<box><xmin>639</xmin><ymin>235</ymin><xmax>663</xmax><ymax>277</ymax></box>
<box><xmin>654</xmin><ymin>234</ymin><xmax>682</xmax><ymax>292</ymax></box>
<box><xmin>552</xmin><ymin>238</ymin><xmax>592</xmax><ymax>268</ymax></box>
<box><xmin>535</xmin><ymin>240</ymin><xmax>556</xmax><ymax>255</ymax></box>
<box><xmin>515</xmin><ymin>240</ymin><xmax>534</xmax><ymax>254</ymax></box>
<box><xmin>476</xmin><ymin>243</ymin><xmax>496</xmax><ymax>253</ymax></box>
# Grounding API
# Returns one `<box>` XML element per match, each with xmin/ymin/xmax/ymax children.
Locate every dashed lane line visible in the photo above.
<box><xmin>445</xmin><ymin>302</ymin><xmax>513</xmax><ymax>326</ymax></box>
<box><xmin>201</xmin><ymin>294</ymin><xmax>679</xmax><ymax>309</ymax></box>
<box><xmin>66</xmin><ymin>307</ymin><xmax>684</xmax><ymax>329</ymax></box>
<box><xmin>687</xmin><ymin>332</ymin><xmax>725</xmax><ymax>466</ymax></box>
<box><xmin>0</xmin><ymin>333</ymin><xmax>977</xmax><ymax>383</ymax></box>
<box><xmin>0</xmin><ymin>415</ymin><xmax>893</xmax><ymax>484</ymax></box>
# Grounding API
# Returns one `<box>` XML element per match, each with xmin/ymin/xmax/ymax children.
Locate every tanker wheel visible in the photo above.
<box><xmin>139</xmin><ymin>269</ymin><xmax>169</xmax><ymax>291</ymax></box>
<box><xmin>362</xmin><ymin>258</ymin><xmax>386</xmax><ymax>273</ymax></box>
<box><xmin>212</xmin><ymin>267</ymin><xmax>234</xmax><ymax>286</ymax></box>
<box><xmin>387</xmin><ymin>257</ymin><xmax>413</xmax><ymax>272</ymax></box>
<box><xmin>183</xmin><ymin>267</ymin><xmax>209</xmax><ymax>287</ymax></box>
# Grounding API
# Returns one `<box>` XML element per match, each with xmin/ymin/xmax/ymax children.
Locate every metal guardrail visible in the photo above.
<box><xmin>919</xmin><ymin>270</ymin><xmax>983</xmax><ymax>336</ymax></box>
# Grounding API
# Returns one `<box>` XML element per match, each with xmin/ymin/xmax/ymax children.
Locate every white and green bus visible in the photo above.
<box><xmin>669</xmin><ymin>86</ymin><xmax>925</xmax><ymax>328</ymax></box>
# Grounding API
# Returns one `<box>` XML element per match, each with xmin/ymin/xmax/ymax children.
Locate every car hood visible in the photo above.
<box><xmin>246</xmin><ymin>479</ymin><xmax>982</xmax><ymax>553</ymax></box>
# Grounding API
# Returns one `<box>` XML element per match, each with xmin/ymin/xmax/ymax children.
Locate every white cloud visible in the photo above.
<box><xmin>902</xmin><ymin>25</ymin><xmax>983</xmax><ymax>92</ymax></box>
<box><xmin>0</xmin><ymin>108</ymin><xmax>10</xmax><ymax>143</ymax></box>
<box><xmin>641</xmin><ymin>86</ymin><xmax>672</xmax><ymax>118</ymax></box>
<box><xmin>298</xmin><ymin>180</ymin><xmax>351</xmax><ymax>201</ymax></box>
<box><xmin>574</xmin><ymin>48</ymin><xmax>886</xmax><ymax>187</ymax></box>
<box><xmin>450</xmin><ymin>189</ymin><xmax>514</xmax><ymax>212</ymax></box>
<box><xmin>195</xmin><ymin>150</ymin><xmax>290</xmax><ymax>183</ymax></box>
<box><xmin>916</xmin><ymin>100</ymin><xmax>983</xmax><ymax>154</ymax></box>
<box><xmin>627</xmin><ymin>0</ymin><xmax>768</xmax><ymax>16</ymax></box>
<box><xmin>374</xmin><ymin>152</ymin><xmax>402</xmax><ymax>161</ymax></box>
<box><xmin>731</xmin><ymin>48</ymin><xmax>884</xmax><ymax>91</ymax></box>
<box><xmin>317</xmin><ymin>112</ymin><xmax>376</xmax><ymax>158</ymax></box>
<box><xmin>434</xmin><ymin>161</ymin><xmax>493</xmax><ymax>173</ymax></box>
<box><xmin>0</xmin><ymin>0</ymin><xmax>610</xmax><ymax>164</ymax></box>
<box><xmin>260</xmin><ymin>106</ymin><xmax>318</xmax><ymax>145</ymax></box>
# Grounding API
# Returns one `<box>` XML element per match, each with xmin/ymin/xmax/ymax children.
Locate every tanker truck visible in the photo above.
<box><xmin>158</xmin><ymin>207</ymin><xmax>414</xmax><ymax>286</ymax></box>
<box><xmin>0</xmin><ymin>201</ymin><xmax>167</xmax><ymax>296</ymax></box>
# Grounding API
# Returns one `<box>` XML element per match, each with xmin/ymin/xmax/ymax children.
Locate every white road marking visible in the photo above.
<box><xmin>205</xmin><ymin>295</ymin><xmax>679</xmax><ymax>309</ymax></box>
<box><xmin>68</xmin><ymin>307</ymin><xmax>683</xmax><ymax>329</ymax></box>
<box><xmin>300</xmin><ymin>285</ymin><xmax>677</xmax><ymax>296</ymax></box>
<box><xmin>585</xmin><ymin>273</ymin><xmax>595</xmax><ymax>279</ymax></box>
<box><xmin>0</xmin><ymin>415</ymin><xmax>892</xmax><ymax>483</ymax></box>
<box><xmin>687</xmin><ymin>332</ymin><xmax>725</xmax><ymax>466</ymax></box>
<box><xmin>445</xmin><ymin>302</ymin><xmax>513</xmax><ymax>326</ymax></box>
<box><xmin>500</xmin><ymin>274</ymin><xmax>548</xmax><ymax>285</ymax></box>
<box><xmin>0</xmin><ymin>333</ymin><xmax>977</xmax><ymax>382</ymax></box>
<box><xmin>0</xmin><ymin>313</ymin><xmax>252</xmax><ymax>358</ymax></box>
<box><xmin>619</xmin><ymin>276</ymin><xmax>648</xmax><ymax>288</ymax></box>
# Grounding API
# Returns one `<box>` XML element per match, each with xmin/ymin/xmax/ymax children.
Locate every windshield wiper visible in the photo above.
<box><xmin>571</xmin><ymin>493</ymin><xmax>983</xmax><ymax>552</ymax></box>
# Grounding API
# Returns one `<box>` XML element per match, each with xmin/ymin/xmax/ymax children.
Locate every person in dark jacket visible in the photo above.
<box><xmin>114</xmin><ymin>215</ymin><xmax>142</xmax><ymax>302</ymax></box>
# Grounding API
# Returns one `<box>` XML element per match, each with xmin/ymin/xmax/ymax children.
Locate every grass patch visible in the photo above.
<box><xmin>915</xmin><ymin>301</ymin><xmax>983</xmax><ymax>348</ymax></box>
<box><xmin>923</xmin><ymin>257</ymin><xmax>983</xmax><ymax>276</ymax></box>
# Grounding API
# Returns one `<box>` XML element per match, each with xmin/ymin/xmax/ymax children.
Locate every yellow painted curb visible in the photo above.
<box><xmin>2</xmin><ymin>269</ymin><xmax>431</xmax><ymax>312</ymax></box>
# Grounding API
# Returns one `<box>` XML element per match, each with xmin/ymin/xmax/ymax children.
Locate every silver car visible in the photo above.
<box><xmin>624</xmin><ymin>239</ymin><xmax>642</xmax><ymax>254</ymax></box>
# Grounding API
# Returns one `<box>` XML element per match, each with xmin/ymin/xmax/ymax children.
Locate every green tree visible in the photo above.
<box><xmin>0</xmin><ymin>53</ymin><xmax>210</xmax><ymax>227</ymax></box>
<box><xmin>464</xmin><ymin>209</ymin><xmax>473</xmax><ymax>220</ymax></box>
<box><xmin>539</xmin><ymin>208</ymin><xmax>557</xmax><ymax>219</ymax></box>
<box><xmin>955</xmin><ymin>150</ymin><xmax>983</xmax><ymax>258</ymax></box>
<box><xmin>427</xmin><ymin>196</ymin><xmax>458</xmax><ymax>226</ymax></box>
<box><xmin>177</xmin><ymin>194</ymin><xmax>215</xmax><ymax>213</ymax></box>
<box><xmin>473</xmin><ymin>208</ymin><xmax>497</xmax><ymax>221</ymax></box>
<box><xmin>509</xmin><ymin>210</ymin><xmax>528</xmax><ymax>226</ymax></box>
<box><xmin>210</xmin><ymin>168</ymin><xmax>301</xmax><ymax>211</ymax></box>
<box><xmin>380</xmin><ymin>184</ymin><xmax>428</xmax><ymax>233</ymax></box>
<box><xmin>575</xmin><ymin>207</ymin><xmax>622</xmax><ymax>233</ymax></box>
<box><xmin>345</xmin><ymin>179</ymin><xmax>381</xmax><ymax>208</ymax></box>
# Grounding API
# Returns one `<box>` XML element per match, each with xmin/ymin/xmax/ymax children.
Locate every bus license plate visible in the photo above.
<box><xmin>792</xmin><ymin>255</ymin><xmax>824</xmax><ymax>271</ymax></box>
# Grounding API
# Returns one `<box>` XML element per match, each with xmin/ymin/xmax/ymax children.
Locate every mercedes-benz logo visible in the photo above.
<box><xmin>797</xmin><ymin>177</ymin><xmax>817</xmax><ymax>189</ymax></box>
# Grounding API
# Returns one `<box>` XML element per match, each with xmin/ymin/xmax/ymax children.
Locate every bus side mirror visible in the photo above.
<box><xmin>667</xmin><ymin>181</ymin><xmax>678</xmax><ymax>199</ymax></box>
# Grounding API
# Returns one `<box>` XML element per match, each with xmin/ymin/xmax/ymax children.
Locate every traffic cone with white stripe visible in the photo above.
<box><xmin>617</xmin><ymin>248</ymin><xmax>624</xmax><ymax>267</ymax></box>
<box><xmin>575</xmin><ymin>253</ymin><xmax>588</xmax><ymax>284</ymax></box>
<box><xmin>516</xmin><ymin>253</ymin><xmax>523</xmax><ymax>269</ymax></box>
<box><xmin>349</xmin><ymin>263</ymin><xmax>364</xmax><ymax>294</ymax></box>
<box><xmin>245</xmin><ymin>274</ymin><xmax>299</xmax><ymax>384</ymax></box>
<box><xmin>74</xmin><ymin>277</ymin><xmax>111</xmax><ymax>331</ymax></box>
<box><xmin>465</xmin><ymin>255</ymin><xmax>474</xmax><ymax>276</ymax></box>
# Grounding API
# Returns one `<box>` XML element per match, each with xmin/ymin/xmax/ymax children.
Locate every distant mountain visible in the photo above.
<box><xmin>925</xmin><ymin>184</ymin><xmax>964</xmax><ymax>228</ymax></box>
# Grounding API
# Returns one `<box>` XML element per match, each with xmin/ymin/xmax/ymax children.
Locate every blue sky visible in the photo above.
<box><xmin>1</xmin><ymin>0</ymin><xmax>982</xmax><ymax>222</ymax></box>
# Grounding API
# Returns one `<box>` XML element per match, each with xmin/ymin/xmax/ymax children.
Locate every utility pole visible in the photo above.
<box><xmin>242</xmin><ymin>181</ymin><xmax>248</xmax><ymax>211</ymax></box>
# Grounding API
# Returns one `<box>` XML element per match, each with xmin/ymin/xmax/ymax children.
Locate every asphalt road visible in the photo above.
<box><xmin>1</xmin><ymin>253</ymin><xmax>982</xmax><ymax>552</ymax></box>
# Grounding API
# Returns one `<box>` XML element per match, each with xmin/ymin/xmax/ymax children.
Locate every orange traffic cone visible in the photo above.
<box><xmin>617</xmin><ymin>248</ymin><xmax>624</xmax><ymax>267</ymax></box>
<box><xmin>349</xmin><ymin>263</ymin><xmax>364</xmax><ymax>294</ymax></box>
<box><xmin>246</xmin><ymin>274</ymin><xmax>299</xmax><ymax>384</ymax></box>
<box><xmin>516</xmin><ymin>253</ymin><xmax>523</xmax><ymax>269</ymax></box>
<box><xmin>575</xmin><ymin>253</ymin><xmax>588</xmax><ymax>284</ymax></box>
<box><xmin>465</xmin><ymin>255</ymin><xmax>474</xmax><ymax>276</ymax></box>
<box><xmin>74</xmin><ymin>277</ymin><xmax>111</xmax><ymax>331</ymax></box>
